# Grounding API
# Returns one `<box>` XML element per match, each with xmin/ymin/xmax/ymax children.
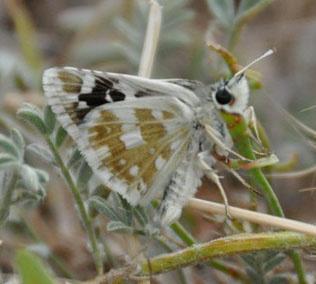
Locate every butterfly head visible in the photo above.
<box><xmin>211</xmin><ymin>74</ymin><xmax>249</xmax><ymax>114</ymax></box>
<box><xmin>210</xmin><ymin>49</ymin><xmax>274</xmax><ymax>114</ymax></box>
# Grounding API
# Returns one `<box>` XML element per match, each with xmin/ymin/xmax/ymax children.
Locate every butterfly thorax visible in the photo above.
<box><xmin>194</xmin><ymin>101</ymin><xmax>232</xmax><ymax>152</ymax></box>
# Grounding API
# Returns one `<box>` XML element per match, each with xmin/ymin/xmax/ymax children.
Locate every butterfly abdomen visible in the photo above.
<box><xmin>158</xmin><ymin>130</ymin><xmax>204</xmax><ymax>224</ymax></box>
<box><xmin>159</xmin><ymin>157</ymin><xmax>203</xmax><ymax>224</ymax></box>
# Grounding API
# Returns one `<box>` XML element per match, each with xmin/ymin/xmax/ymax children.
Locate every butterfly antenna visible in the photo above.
<box><xmin>234</xmin><ymin>49</ymin><xmax>275</xmax><ymax>78</ymax></box>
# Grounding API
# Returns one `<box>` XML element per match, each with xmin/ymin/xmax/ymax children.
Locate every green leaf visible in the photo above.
<box><xmin>10</xmin><ymin>128</ymin><xmax>25</xmax><ymax>157</ymax></box>
<box><xmin>269</xmin><ymin>276</ymin><xmax>288</xmax><ymax>284</ymax></box>
<box><xmin>0</xmin><ymin>153</ymin><xmax>18</xmax><ymax>169</ymax></box>
<box><xmin>207</xmin><ymin>0</ymin><xmax>235</xmax><ymax>27</ymax></box>
<box><xmin>263</xmin><ymin>253</ymin><xmax>286</xmax><ymax>273</ymax></box>
<box><xmin>17</xmin><ymin>103</ymin><xmax>47</xmax><ymax>135</ymax></box>
<box><xmin>246</xmin><ymin>267</ymin><xmax>263</xmax><ymax>283</ymax></box>
<box><xmin>119</xmin><ymin>195</ymin><xmax>133</xmax><ymax>226</ymax></box>
<box><xmin>55</xmin><ymin>126</ymin><xmax>68</xmax><ymax>148</ymax></box>
<box><xmin>0</xmin><ymin>133</ymin><xmax>20</xmax><ymax>158</ymax></box>
<box><xmin>88</xmin><ymin>196</ymin><xmax>121</xmax><ymax>221</ymax></box>
<box><xmin>77</xmin><ymin>160</ymin><xmax>93</xmax><ymax>191</ymax></box>
<box><xmin>44</xmin><ymin>106</ymin><xmax>56</xmax><ymax>135</ymax></box>
<box><xmin>34</xmin><ymin>168</ymin><xmax>49</xmax><ymax>184</ymax></box>
<box><xmin>133</xmin><ymin>206</ymin><xmax>148</xmax><ymax>226</ymax></box>
<box><xmin>15</xmin><ymin>250</ymin><xmax>55</xmax><ymax>284</ymax></box>
<box><xmin>0</xmin><ymin>171</ymin><xmax>14</xmax><ymax>225</ymax></box>
<box><xmin>26</xmin><ymin>143</ymin><xmax>53</xmax><ymax>163</ymax></box>
<box><xmin>67</xmin><ymin>148</ymin><xmax>82</xmax><ymax>169</ymax></box>
<box><xmin>242</xmin><ymin>253</ymin><xmax>258</xmax><ymax>268</ymax></box>
<box><xmin>0</xmin><ymin>208</ymin><xmax>10</xmax><ymax>226</ymax></box>
<box><xmin>111</xmin><ymin>192</ymin><xmax>133</xmax><ymax>224</ymax></box>
<box><xmin>13</xmin><ymin>189</ymin><xmax>43</xmax><ymax>204</ymax></box>
<box><xmin>107</xmin><ymin>221</ymin><xmax>133</xmax><ymax>234</ymax></box>
<box><xmin>20</xmin><ymin>164</ymin><xmax>40</xmax><ymax>192</ymax></box>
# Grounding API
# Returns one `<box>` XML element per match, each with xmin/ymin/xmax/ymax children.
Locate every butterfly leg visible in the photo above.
<box><xmin>204</xmin><ymin>124</ymin><xmax>247</xmax><ymax>160</ymax></box>
<box><xmin>228</xmin><ymin>167</ymin><xmax>252</xmax><ymax>189</ymax></box>
<box><xmin>209</xmin><ymin>145</ymin><xmax>277</xmax><ymax>198</ymax></box>
<box><xmin>213</xmin><ymin>149</ymin><xmax>279</xmax><ymax>171</ymax></box>
<box><xmin>244</xmin><ymin>106</ymin><xmax>261</xmax><ymax>143</ymax></box>
<box><xmin>198</xmin><ymin>151</ymin><xmax>231</xmax><ymax>219</ymax></box>
<box><xmin>205</xmin><ymin>116</ymin><xmax>277</xmax><ymax>168</ymax></box>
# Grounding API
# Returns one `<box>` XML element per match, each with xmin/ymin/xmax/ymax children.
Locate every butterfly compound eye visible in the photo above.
<box><xmin>215</xmin><ymin>88</ymin><xmax>233</xmax><ymax>105</ymax></box>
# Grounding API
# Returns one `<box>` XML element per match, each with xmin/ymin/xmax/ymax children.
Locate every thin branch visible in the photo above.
<box><xmin>138</xmin><ymin>0</ymin><xmax>162</xmax><ymax>78</ymax></box>
<box><xmin>82</xmin><ymin>232</ymin><xmax>316</xmax><ymax>283</ymax></box>
<box><xmin>140</xmin><ymin>232</ymin><xmax>316</xmax><ymax>276</ymax></box>
<box><xmin>187</xmin><ymin>198</ymin><xmax>316</xmax><ymax>236</ymax></box>
<box><xmin>169</xmin><ymin>222</ymin><xmax>248</xmax><ymax>283</ymax></box>
<box><xmin>45</xmin><ymin>136</ymin><xmax>103</xmax><ymax>275</ymax></box>
<box><xmin>266</xmin><ymin>165</ymin><xmax>316</xmax><ymax>179</ymax></box>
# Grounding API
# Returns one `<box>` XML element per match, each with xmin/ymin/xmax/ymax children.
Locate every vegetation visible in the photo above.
<box><xmin>0</xmin><ymin>0</ymin><xmax>315</xmax><ymax>283</ymax></box>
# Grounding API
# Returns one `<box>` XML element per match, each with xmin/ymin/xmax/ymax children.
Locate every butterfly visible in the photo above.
<box><xmin>42</xmin><ymin>50</ymin><xmax>273</xmax><ymax>225</ymax></box>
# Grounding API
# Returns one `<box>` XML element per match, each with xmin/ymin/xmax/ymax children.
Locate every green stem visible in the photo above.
<box><xmin>45</xmin><ymin>136</ymin><xmax>103</xmax><ymax>275</ymax></box>
<box><xmin>102</xmin><ymin>237</ymin><xmax>115</xmax><ymax>268</ymax></box>
<box><xmin>85</xmin><ymin>232</ymin><xmax>313</xmax><ymax>283</ymax></box>
<box><xmin>222</xmin><ymin>112</ymin><xmax>307</xmax><ymax>284</ymax></box>
<box><xmin>170</xmin><ymin>222</ymin><xmax>195</xmax><ymax>245</ymax></box>
<box><xmin>170</xmin><ymin>222</ymin><xmax>248</xmax><ymax>283</ymax></box>
<box><xmin>155</xmin><ymin>236</ymin><xmax>188</xmax><ymax>284</ymax></box>
<box><xmin>141</xmin><ymin>232</ymin><xmax>316</xmax><ymax>276</ymax></box>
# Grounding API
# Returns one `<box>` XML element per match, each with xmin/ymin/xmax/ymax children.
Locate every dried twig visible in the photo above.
<box><xmin>187</xmin><ymin>198</ymin><xmax>316</xmax><ymax>236</ymax></box>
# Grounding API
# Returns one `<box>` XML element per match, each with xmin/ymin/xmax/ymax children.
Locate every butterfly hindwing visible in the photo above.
<box><xmin>80</xmin><ymin>98</ymin><xmax>195</xmax><ymax>204</ymax></box>
<box><xmin>43</xmin><ymin>67</ymin><xmax>198</xmax><ymax>205</ymax></box>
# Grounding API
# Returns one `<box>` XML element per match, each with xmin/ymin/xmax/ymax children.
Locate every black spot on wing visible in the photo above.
<box><xmin>109</xmin><ymin>77</ymin><xmax>119</xmax><ymax>84</ymax></box>
<box><xmin>135</xmin><ymin>90</ymin><xmax>149</xmax><ymax>98</ymax></box>
<box><xmin>66</xmin><ymin>102</ymin><xmax>91</xmax><ymax>123</ymax></box>
<box><xmin>89</xmin><ymin>75</ymin><xmax>113</xmax><ymax>96</ymax></box>
<box><xmin>135</xmin><ymin>89</ymin><xmax>159</xmax><ymax>98</ymax></box>
<box><xmin>94</xmin><ymin>75</ymin><xmax>113</xmax><ymax>89</ymax></box>
<box><xmin>109</xmin><ymin>90</ymin><xmax>125</xmax><ymax>101</ymax></box>
<box><xmin>78</xmin><ymin>74</ymin><xmax>125</xmax><ymax>106</ymax></box>
<box><xmin>76</xmin><ymin>108</ymin><xmax>92</xmax><ymax>121</ymax></box>
<box><xmin>78</xmin><ymin>93</ymin><xmax>109</xmax><ymax>106</ymax></box>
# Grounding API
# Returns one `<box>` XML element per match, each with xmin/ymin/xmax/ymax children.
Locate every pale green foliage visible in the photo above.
<box><xmin>207</xmin><ymin>0</ymin><xmax>235</xmax><ymax>27</ymax></box>
<box><xmin>242</xmin><ymin>251</ymin><xmax>287</xmax><ymax>283</ymax></box>
<box><xmin>89</xmin><ymin>193</ymin><xmax>152</xmax><ymax>236</ymax></box>
<box><xmin>207</xmin><ymin>0</ymin><xmax>275</xmax><ymax>49</ymax></box>
<box><xmin>0</xmin><ymin>128</ymin><xmax>49</xmax><ymax>226</ymax></box>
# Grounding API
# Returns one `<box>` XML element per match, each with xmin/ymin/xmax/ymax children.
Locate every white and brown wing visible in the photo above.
<box><xmin>42</xmin><ymin>67</ymin><xmax>200</xmax><ymax>205</ymax></box>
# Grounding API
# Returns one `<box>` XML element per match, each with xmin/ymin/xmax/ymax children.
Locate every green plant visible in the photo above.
<box><xmin>0</xmin><ymin>1</ymin><xmax>315</xmax><ymax>283</ymax></box>
<box><xmin>0</xmin><ymin>128</ymin><xmax>48</xmax><ymax>226</ymax></box>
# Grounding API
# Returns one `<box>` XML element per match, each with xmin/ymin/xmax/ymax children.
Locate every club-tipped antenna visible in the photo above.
<box><xmin>234</xmin><ymin>49</ymin><xmax>275</xmax><ymax>78</ymax></box>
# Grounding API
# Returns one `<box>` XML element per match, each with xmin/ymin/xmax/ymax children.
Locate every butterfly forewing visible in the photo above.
<box><xmin>43</xmin><ymin>67</ymin><xmax>197</xmax><ymax>205</ymax></box>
